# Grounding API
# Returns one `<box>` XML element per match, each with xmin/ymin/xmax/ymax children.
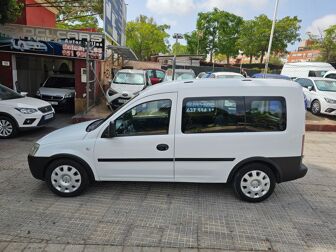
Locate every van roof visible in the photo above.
<box><xmin>140</xmin><ymin>78</ymin><xmax>301</xmax><ymax>96</ymax></box>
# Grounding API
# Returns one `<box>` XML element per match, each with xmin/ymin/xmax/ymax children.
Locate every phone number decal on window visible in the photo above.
<box><xmin>186</xmin><ymin>101</ymin><xmax>215</xmax><ymax>113</ymax></box>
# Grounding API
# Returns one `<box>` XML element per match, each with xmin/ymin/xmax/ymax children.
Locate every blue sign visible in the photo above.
<box><xmin>104</xmin><ymin>0</ymin><xmax>126</xmax><ymax>46</ymax></box>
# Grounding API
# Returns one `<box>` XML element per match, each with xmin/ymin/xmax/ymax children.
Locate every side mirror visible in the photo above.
<box><xmin>105</xmin><ymin>121</ymin><xmax>116</xmax><ymax>138</ymax></box>
<box><xmin>308</xmin><ymin>86</ymin><xmax>313</xmax><ymax>91</ymax></box>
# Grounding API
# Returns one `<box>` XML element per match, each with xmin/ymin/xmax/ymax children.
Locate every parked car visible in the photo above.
<box><xmin>105</xmin><ymin>69</ymin><xmax>151</xmax><ymax>109</ymax></box>
<box><xmin>165</xmin><ymin>69</ymin><xmax>196</xmax><ymax>81</ymax></box>
<box><xmin>281</xmin><ymin>62</ymin><xmax>335</xmax><ymax>79</ymax></box>
<box><xmin>295</xmin><ymin>77</ymin><xmax>336</xmax><ymax>115</ymax></box>
<box><xmin>145</xmin><ymin>69</ymin><xmax>165</xmax><ymax>84</ymax></box>
<box><xmin>28</xmin><ymin>78</ymin><xmax>307</xmax><ymax>202</ymax></box>
<box><xmin>207</xmin><ymin>72</ymin><xmax>245</xmax><ymax>79</ymax></box>
<box><xmin>0</xmin><ymin>84</ymin><xmax>55</xmax><ymax>138</ymax></box>
<box><xmin>36</xmin><ymin>75</ymin><xmax>75</xmax><ymax>112</ymax></box>
<box><xmin>252</xmin><ymin>73</ymin><xmax>291</xmax><ymax>80</ymax></box>
<box><xmin>323</xmin><ymin>70</ymin><xmax>336</xmax><ymax>80</ymax></box>
<box><xmin>11</xmin><ymin>38</ymin><xmax>48</xmax><ymax>52</ymax></box>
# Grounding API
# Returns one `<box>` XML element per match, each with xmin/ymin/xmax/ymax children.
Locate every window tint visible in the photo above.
<box><xmin>115</xmin><ymin>99</ymin><xmax>171</xmax><ymax>136</ymax></box>
<box><xmin>245</xmin><ymin>97</ymin><xmax>286</xmax><ymax>132</ymax></box>
<box><xmin>182</xmin><ymin>96</ymin><xmax>287</xmax><ymax>133</ymax></box>
<box><xmin>182</xmin><ymin>97</ymin><xmax>245</xmax><ymax>133</ymax></box>
<box><xmin>326</xmin><ymin>73</ymin><xmax>336</xmax><ymax>80</ymax></box>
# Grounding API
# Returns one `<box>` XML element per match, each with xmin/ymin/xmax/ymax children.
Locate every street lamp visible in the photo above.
<box><xmin>264</xmin><ymin>0</ymin><xmax>280</xmax><ymax>75</ymax></box>
<box><xmin>172</xmin><ymin>33</ymin><xmax>184</xmax><ymax>80</ymax></box>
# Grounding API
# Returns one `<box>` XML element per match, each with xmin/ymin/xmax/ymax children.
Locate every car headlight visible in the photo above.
<box><xmin>324</xmin><ymin>98</ymin><xmax>336</xmax><ymax>104</ymax></box>
<box><xmin>36</xmin><ymin>90</ymin><xmax>41</xmax><ymax>96</ymax></box>
<box><xmin>15</xmin><ymin>108</ymin><xmax>38</xmax><ymax>114</ymax></box>
<box><xmin>29</xmin><ymin>143</ymin><xmax>40</xmax><ymax>156</ymax></box>
<box><xmin>64</xmin><ymin>93</ymin><xmax>73</xmax><ymax>98</ymax></box>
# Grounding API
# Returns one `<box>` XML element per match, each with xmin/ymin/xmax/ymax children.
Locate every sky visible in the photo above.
<box><xmin>125</xmin><ymin>0</ymin><xmax>336</xmax><ymax>51</ymax></box>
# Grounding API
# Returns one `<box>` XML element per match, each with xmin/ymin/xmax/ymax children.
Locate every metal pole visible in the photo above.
<box><xmin>264</xmin><ymin>0</ymin><xmax>279</xmax><ymax>75</ymax></box>
<box><xmin>172</xmin><ymin>35</ymin><xmax>178</xmax><ymax>81</ymax></box>
<box><xmin>86</xmin><ymin>42</ymin><xmax>90</xmax><ymax>112</ymax></box>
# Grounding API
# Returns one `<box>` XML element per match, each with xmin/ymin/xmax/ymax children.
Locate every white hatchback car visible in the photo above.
<box><xmin>295</xmin><ymin>77</ymin><xmax>336</xmax><ymax>115</ymax></box>
<box><xmin>28</xmin><ymin>79</ymin><xmax>307</xmax><ymax>202</ymax></box>
<box><xmin>0</xmin><ymin>84</ymin><xmax>55</xmax><ymax>138</ymax></box>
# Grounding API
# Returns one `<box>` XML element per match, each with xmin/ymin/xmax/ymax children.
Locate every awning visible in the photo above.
<box><xmin>106</xmin><ymin>45</ymin><xmax>138</xmax><ymax>61</ymax></box>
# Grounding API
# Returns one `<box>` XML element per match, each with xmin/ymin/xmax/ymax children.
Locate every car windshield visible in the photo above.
<box><xmin>44</xmin><ymin>77</ymin><xmax>75</xmax><ymax>88</ymax></box>
<box><xmin>216</xmin><ymin>75</ymin><xmax>244</xmax><ymax>79</ymax></box>
<box><xmin>0</xmin><ymin>84</ymin><xmax>23</xmax><ymax>100</ymax></box>
<box><xmin>315</xmin><ymin>80</ymin><xmax>336</xmax><ymax>92</ymax></box>
<box><xmin>113</xmin><ymin>72</ymin><xmax>145</xmax><ymax>85</ymax></box>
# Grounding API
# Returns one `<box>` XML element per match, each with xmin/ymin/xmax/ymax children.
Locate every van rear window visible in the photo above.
<box><xmin>182</xmin><ymin>96</ymin><xmax>286</xmax><ymax>133</ymax></box>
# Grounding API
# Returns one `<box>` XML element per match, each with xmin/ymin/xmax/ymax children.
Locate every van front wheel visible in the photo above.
<box><xmin>233</xmin><ymin>163</ymin><xmax>276</xmax><ymax>202</ymax></box>
<box><xmin>45</xmin><ymin>159</ymin><xmax>89</xmax><ymax>197</ymax></box>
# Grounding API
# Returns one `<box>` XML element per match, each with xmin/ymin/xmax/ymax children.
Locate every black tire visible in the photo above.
<box><xmin>45</xmin><ymin>158</ymin><xmax>89</xmax><ymax>197</ymax></box>
<box><xmin>0</xmin><ymin>116</ymin><xmax>18</xmax><ymax>139</ymax></box>
<box><xmin>233</xmin><ymin>163</ymin><xmax>276</xmax><ymax>203</ymax></box>
<box><xmin>311</xmin><ymin>100</ymin><xmax>321</xmax><ymax>115</ymax></box>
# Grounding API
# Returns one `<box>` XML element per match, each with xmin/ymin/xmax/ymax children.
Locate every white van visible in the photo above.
<box><xmin>281</xmin><ymin>62</ymin><xmax>335</xmax><ymax>78</ymax></box>
<box><xmin>28</xmin><ymin>79</ymin><xmax>307</xmax><ymax>202</ymax></box>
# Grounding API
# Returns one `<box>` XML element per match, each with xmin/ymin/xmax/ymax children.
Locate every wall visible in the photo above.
<box><xmin>0</xmin><ymin>52</ymin><xmax>13</xmax><ymax>88</ymax></box>
<box><xmin>15</xmin><ymin>0</ymin><xmax>57</xmax><ymax>28</ymax></box>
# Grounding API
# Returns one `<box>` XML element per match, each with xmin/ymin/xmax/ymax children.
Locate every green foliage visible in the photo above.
<box><xmin>238</xmin><ymin>15</ymin><xmax>301</xmax><ymax>63</ymax></box>
<box><xmin>184</xmin><ymin>30</ymin><xmax>207</xmax><ymax>55</ymax></box>
<box><xmin>172</xmin><ymin>42</ymin><xmax>188</xmax><ymax>55</ymax></box>
<box><xmin>126</xmin><ymin>15</ymin><xmax>170</xmax><ymax>61</ymax></box>
<box><xmin>0</xmin><ymin>0</ymin><xmax>23</xmax><ymax>25</ymax></box>
<box><xmin>195</xmin><ymin>8</ymin><xmax>243</xmax><ymax>62</ymax></box>
<box><xmin>269</xmin><ymin>55</ymin><xmax>283</xmax><ymax>65</ymax></box>
<box><xmin>309</xmin><ymin>25</ymin><xmax>336</xmax><ymax>62</ymax></box>
<box><xmin>55</xmin><ymin>0</ymin><xmax>103</xmax><ymax>30</ymax></box>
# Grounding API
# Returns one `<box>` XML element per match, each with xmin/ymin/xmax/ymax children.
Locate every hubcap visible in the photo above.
<box><xmin>241</xmin><ymin>170</ymin><xmax>270</xmax><ymax>199</ymax></box>
<box><xmin>51</xmin><ymin>165</ymin><xmax>81</xmax><ymax>193</ymax></box>
<box><xmin>0</xmin><ymin>120</ymin><xmax>13</xmax><ymax>137</ymax></box>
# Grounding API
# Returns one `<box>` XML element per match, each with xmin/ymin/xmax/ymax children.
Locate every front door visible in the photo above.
<box><xmin>94</xmin><ymin>93</ymin><xmax>177</xmax><ymax>181</ymax></box>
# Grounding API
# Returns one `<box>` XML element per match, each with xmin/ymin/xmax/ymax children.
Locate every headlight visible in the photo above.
<box><xmin>324</xmin><ymin>98</ymin><xmax>336</xmax><ymax>104</ymax></box>
<box><xmin>29</xmin><ymin>143</ymin><xmax>40</xmax><ymax>156</ymax></box>
<box><xmin>36</xmin><ymin>90</ymin><xmax>41</xmax><ymax>96</ymax></box>
<box><xmin>64</xmin><ymin>93</ymin><xmax>73</xmax><ymax>98</ymax></box>
<box><xmin>15</xmin><ymin>108</ymin><xmax>38</xmax><ymax>114</ymax></box>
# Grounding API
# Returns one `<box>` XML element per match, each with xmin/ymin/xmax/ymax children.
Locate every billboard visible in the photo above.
<box><xmin>104</xmin><ymin>0</ymin><xmax>126</xmax><ymax>46</ymax></box>
<box><xmin>0</xmin><ymin>24</ymin><xmax>105</xmax><ymax>60</ymax></box>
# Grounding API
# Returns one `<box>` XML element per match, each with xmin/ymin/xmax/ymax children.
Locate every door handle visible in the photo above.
<box><xmin>156</xmin><ymin>144</ymin><xmax>169</xmax><ymax>151</ymax></box>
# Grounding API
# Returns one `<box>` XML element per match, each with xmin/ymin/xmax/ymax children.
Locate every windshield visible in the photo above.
<box><xmin>315</xmin><ymin>80</ymin><xmax>336</xmax><ymax>92</ymax></box>
<box><xmin>44</xmin><ymin>77</ymin><xmax>75</xmax><ymax>88</ymax></box>
<box><xmin>113</xmin><ymin>72</ymin><xmax>145</xmax><ymax>85</ymax></box>
<box><xmin>216</xmin><ymin>75</ymin><xmax>244</xmax><ymax>79</ymax></box>
<box><xmin>0</xmin><ymin>84</ymin><xmax>23</xmax><ymax>100</ymax></box>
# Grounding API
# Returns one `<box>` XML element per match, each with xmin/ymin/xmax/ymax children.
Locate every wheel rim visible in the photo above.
<box><xmin>51</xmin><ymin>165</ymin><xmax>81</xmax><ymax>193</ymax></box>
<box><xmin>0</xmin><ymin>120</ymin><xmax>13</xmax><ymax>137</ymax></box>
<box><xmin>240</xmin><ymin>170</ymin><xmax>270</xmax><ymax>199</ymax></box>
<box><xmin>312</xmin><ymin>101</ymin><xmax>320</xmax><ymax>114</ymax></box>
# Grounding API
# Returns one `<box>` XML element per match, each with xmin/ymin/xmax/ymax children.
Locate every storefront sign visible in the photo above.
<box><xmin>0</xmin><ymin>24</ymin><xmax>105</xmax><ymax>60</ymax></box>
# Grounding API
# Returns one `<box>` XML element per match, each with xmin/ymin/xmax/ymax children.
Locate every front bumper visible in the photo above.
<box><xmin>28</xmin><ymin>155</ymin><xmax>50</xmax><ymax>180</ymax></box>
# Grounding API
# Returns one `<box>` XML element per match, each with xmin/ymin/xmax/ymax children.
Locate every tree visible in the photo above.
<box><xmin>172</xmin><ymin>42</ymin><xmax>188</xmax><ymax>55</ymax></box>
<box><xmin>238</xmin><ymin>15</ymin><xmax>301</xmax><ymax>63</ymax></box>
<box><xmin>184</xmin><ymin>30</ymin><xmax>207</xmax><ymax>55</ymax></box>
<box><xmin>309</xmin><ymin>25</ymin><xmax>336</xmax><ymax>62</ymax></box>
<box><xmin>126</xmin><ymin>15</ymin><xmax>170</xmax><ymax>61</ymax></box>
<box><xmin>0</xmin><ymin>0</ymin><xmax>23</xmax><ymax>24</ymax></box>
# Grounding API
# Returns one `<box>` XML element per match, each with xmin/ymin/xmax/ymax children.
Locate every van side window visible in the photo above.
<box><xmin>115</xmin><ymin>99</ymin><xmax>171</xmax><ymax>136</ymax></box>
<box><xmin>182</xmin><ymin>96</ymin><xmax>287</xmax><ymax>133</ymax></box>
<box><xmin>182</xmin><ymin>97</ymin><xmax>245</xmax><ymax>133</ymax></box>
<box><xmin>245</xmin><ymin>97</ymin><xmax>286</xmax><ymax>132</ymax></box>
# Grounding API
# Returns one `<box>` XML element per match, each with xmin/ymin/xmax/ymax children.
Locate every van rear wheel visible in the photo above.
<box><xmin>45</xmin><ymin>159</ymin><xmax>89</xmax><ymax>197</ymax></box>
<box><xmin>233</xmin><ymin>163</ymin><xmax>276</xmax><ymax>202</ymax></box>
